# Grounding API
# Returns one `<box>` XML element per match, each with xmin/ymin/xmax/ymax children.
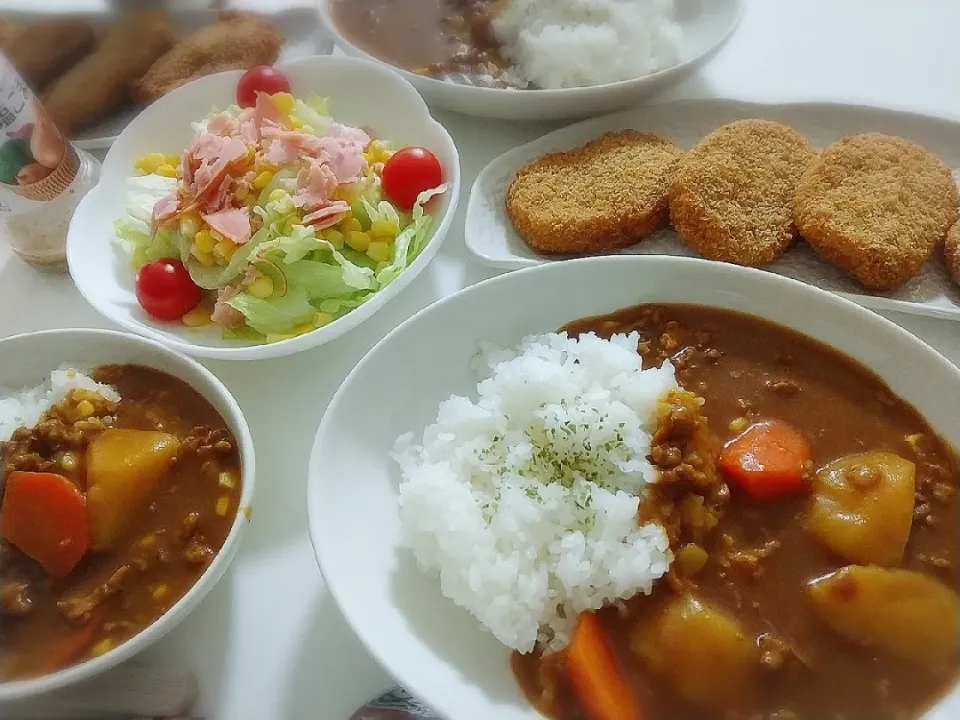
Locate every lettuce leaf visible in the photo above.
<box><xmin>113</xmin><ymin>175</ymin><xmax>181</xmax><ymax>268</ymax></box>
<box><xmin>226</xmin><ymin>285</ymin><xmax>315</xmax><ymax>335</ymax></box>
<box><xmin>375</xmin><ymin>184</ymin><xmax>446</xmax><ymax>286</ymax></box>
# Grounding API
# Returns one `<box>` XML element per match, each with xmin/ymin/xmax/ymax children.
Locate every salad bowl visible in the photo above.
<box><xmin>66</xmin><ymin>55</ymin><xmax>460</xmax><ymax>360</ymax></box>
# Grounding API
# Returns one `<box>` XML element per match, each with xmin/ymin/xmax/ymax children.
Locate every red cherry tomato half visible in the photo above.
<box><xmin>236</xmin><ymin>66</ymin><xmax>291</xmax><ymax>109</ymax></box>
<box><xmin>135</xmin><ymin>258</ymin><xmax>202</xmax><ymax>322</ymax></box>
<box><xmin>380</xmin><ymin>147</ymin><xmax>443</xmax><ymax>211</ymax></box>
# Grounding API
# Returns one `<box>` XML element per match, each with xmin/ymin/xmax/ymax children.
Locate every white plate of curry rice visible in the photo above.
<box><xmin>466</xmin><ymin>98</ymin><xmax>960</xmax><ymax>321</ymax></box>
<box><xmin>317</xmin><ymin>0</ymin><xmax>744</xmax><ymax>120</ymax></box>
<box><xmin>0</xmin><ymin>329</ymin><xmax>255</xmax><ymax>701</ymax></box>
<box><xmin>309</xmin><ymin>255</ymin><xmax>960</xmax><ymax>720</ymax></box>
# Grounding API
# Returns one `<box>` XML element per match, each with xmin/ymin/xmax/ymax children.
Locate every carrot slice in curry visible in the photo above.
<box><xmin>32</xmin><ymin>612</ymin><xmax>104</xmax><ymax>676</ymax></box>
<box><xmin>567</xmin><ymin>612</ymin><xmax>646</xmax><ymax>720</ymax></box>
<box><xmin>0</xmin><ymin>471</ymin><xmax>89</xmax><ymax>578</ymax></box>
<box><xmin>719</xmin><ymin>420</ymin><xmax>811</xmax><ymax>501</ymax></box>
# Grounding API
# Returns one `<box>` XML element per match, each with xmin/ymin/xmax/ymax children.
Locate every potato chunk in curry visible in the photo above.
<box><xmin>86</xmin><ymin>429</ymin><xmax>180</xmax><ymax>550</ymax></box>
<box><xmin>809</xmin><ymin>565</ymin><xmax>960</xmax><ymax>668</ymax></box>
<box><xmin>807</xmin><ymin>451</ymin><xmax>915</xmax><ymax>566</ymax></box>
<box><xmin>631</xmin><ymin>593</ymin><xmax>758</xmax><ymax>713</ymax></box>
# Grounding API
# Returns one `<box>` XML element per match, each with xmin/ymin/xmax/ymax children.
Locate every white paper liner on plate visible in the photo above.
<box><xmin>465</xmin><ymin>99</ymin><xmax>960</xmax><ymax>321</ymax></box>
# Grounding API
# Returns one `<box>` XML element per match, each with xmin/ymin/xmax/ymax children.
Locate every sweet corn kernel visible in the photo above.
<box><xmin>155</xmin><ymin>163</ymin><xmax>178</xmax><ymax>178</ymax></box>
<box><xmin>59</xmin><ymin>452</ymin><xmax>78</xmax><ymax>471</ymax></box>
<box><xmin>265</xmin><ymin>332</ymin><xmax>295</xmax><ymax>343</ymax></box>
<box><xmin>283</xmin><ymin>218</ymin><xmax>299</xmax><ymax>235</ymax></box>
<box><xmin>191</xmin><ymin>246</ymin><xmax>215</xmax><ymax>267</ymax></box>
<box><xmin>271</xmin><ymin>92</ymin><xmax>295</xmax><ymax>114</ymax></box>
<box><xmin>294</xmin><ymin>322</ymin><xmax>314</xmax><ymax>335</ymax></box>
<box><xmin>180</xmin><ymin>214</ymin><xmax>200</xmax><ymax>238</ymax></box>
<box><xmin>194</xmin><ymin>229</ymin><xmax>215</xmax><ymax>253</ymax></box>
<box><xmin>336</xmin><ymin>184</ymin><xmax>359</xmax><ymax>204</ymax></box>
<box><xmin>289</xmin><ymin>117</ymin><xmax>303</xmax><ymax>129</ymax></box>
<box><xmin>244</xmin><ymin>146</ymin><xmax>256</xmax><ymax>165</ymax></box>
<box><xmin>313</xmin><ymin>312</ymin><xmax>334</xmax><ymax>328</ymax></box>
<box><xmin>182</xmin><ymin>305</ymin><xmax>212</xmax><ymax>327</ymax></box>
<box><xmin>341</xmin><ymin>217</ymin><xmax>362</xmax><ymax>233</ymax></box>
<box><xmin>209</xmin><ymin>229</ymin><xmax>224</xmax><ymax>242</ymax></box>
<box><xmin>366</xmin><ymin>241</ymin><xmax>391</xmax><ymax>263</ymax></box>
<box><xmin>91</xmin><ymin>639</ymin><xmax>114</xmax><ymax>657</ymax></box>
<box><xmin>729</xmin><ymin>416</ymin><xmax>749</xmax><ymax>433</ymax></box>
<box><xmin>370</xmin><ymin>220</ymin><xmax>399</xmax><ymax>240</ymax></box>
<box><xmin>152</xmin><ymin>584</ymin><xmax>169</xmax><ymax>600</ymax></box>
<box><xmin>164</xmin><ymin>154</ymin><xmax>180</xmax><ymax>166</ymax></box>
<box><xmin>253</xmin><ymin>170</ymin><xmax>274</xmax><ymax>190</ymax></box>
<box><xmin>248</xmin><ymin>275</ymin><xmax>274</xmax><ymax>298</ymax></box>
<box><xmin>346</xmin><ymin>230</ymin><xmax>371</xmax><ymax>252</ymax></box>
<box><xmin>323</xmin><ymin>229</ymin><xmax>344</xmax><ymax>249</ymax></box>
<box><xmin>235</xmin><ymin>184</ymin><xmax>250</xmax><ymax>201</ymax></box>
<box><xmin>214</xmin><ymin>239</ymin><xmax>236</xmax><ymax>260</ymax></box>
<box><xmin>134</xmin><ymin>152</ymin><xmax>166</xmax><ymax>174</ymax></box>
<box><xmin>219</xmin><ymin>471</ymin><xmax>237</xmax><ymax>489</ymax></box>
<box><xmin>215</xmin><ymin>496</ymin><xmax>231</xmax><ymax>517</ymax></box>
<box><xmin>76</xmin><ymin>400</ymin><xmax>94</xmax><ymax>419</ymax></box>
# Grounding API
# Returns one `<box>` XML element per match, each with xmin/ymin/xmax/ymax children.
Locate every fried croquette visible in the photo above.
<box><xmin>130</xmin><ymin>11</ymin><xmax>283</xmax><ymax>103</ymax></box>
<box><xmin>669</xmin><ymin>119</ymin><xmax>816</xmax><ymax>267</ymax></box>
<box><xmin>945</xmin><ymin>221</ymin><xmax>960</xmax><ymax>286</ymax></box>
<box><xmin>506</xmin><ymin>130</ymin><xmax>683</xmax><ymax>255</ymax></box>
<box><xmin>42</xmin><ymin>11</ymin><xmax>175</xmax><ymax>135</ymax></box>
<box><xmin>794</xmin><ymin>133</ymin><xmax>959</xmax><ymax>291</ymax></box>
<box><xmin>0</xmin><ymin>18</ymin><xmax>24</xmax><ymax>53</ymax></box>
<box><xmin>5</xmin><ymin>18</ymin><xmax>96</xmax><ymax>89</ymax></box>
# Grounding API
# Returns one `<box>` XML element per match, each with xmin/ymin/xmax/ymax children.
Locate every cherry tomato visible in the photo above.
<box><xmin>135</xmin><ymin>258</ymin><xmax>202</xmax><ymax>321</ymax></box>
<box><xmin>381</xmin><ymin>147</ymin><xmax>443</xmax><ymax>211</ymax></box>
<box><xmin>236</xmin><ymin>66</ymin><xmax>291</xmax><ymax>109</ymax></box>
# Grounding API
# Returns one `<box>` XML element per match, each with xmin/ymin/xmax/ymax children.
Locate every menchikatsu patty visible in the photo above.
<box><xmin>669</xmin><ymin>119</ymin><xmax>816</xmax><ymax>267</ymax></box>
<box><xmin>945</xmin><ymin>221</ymin><xmax>960</xmax><ymax>286</ymax></box>
<box><xmin>506</xmin><ymin>130</ymin><xmax>683</xmax><ymax>255</ymax></box>
<box><xmin>794</xmin><ymin>133</ymin><xmax>959</xmax><ymax>291</ymax></box>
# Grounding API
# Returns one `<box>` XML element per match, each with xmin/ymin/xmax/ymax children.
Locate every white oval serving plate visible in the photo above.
<box><xmin>308</xmin><ymin>255</ymin><xmax>960</xmax><ymax>720</ymax></box>
<box><xmin>67</xmin><ymin>55</ymin><xmax>460</xmax><ymax>361</ymax></box>
<box><xmin>315</xmin><ymin>0</ymin><xmax>744</xmax><ymax>121</ymax></box>
<box><xmin>466</xmin><ymin>98</ymin><xmax>960</xmax><ymax>321</ymax></box>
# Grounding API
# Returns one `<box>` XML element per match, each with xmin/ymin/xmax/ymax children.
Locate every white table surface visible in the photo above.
<box><xmin>2</xmin><ymin>1</ymin><xmax>960</xmax><ymax>718</ymax></box>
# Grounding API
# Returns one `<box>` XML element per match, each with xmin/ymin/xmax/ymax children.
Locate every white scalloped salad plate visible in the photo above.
<box><xmin>465</xmin><ymin>99</ymin><xmax>960</xmax><ymax>321</ymax></box>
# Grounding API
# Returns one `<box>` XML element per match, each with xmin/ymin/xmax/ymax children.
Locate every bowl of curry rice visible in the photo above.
<box><xmin>0</xmin><ymin>328</ymin><xmax>255</xmax><ymax>701</ymax></box>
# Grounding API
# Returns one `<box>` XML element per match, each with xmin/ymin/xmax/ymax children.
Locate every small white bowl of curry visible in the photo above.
<box><xmin>0</xmin><ymin>329</ymin><xmax>255</xmax><ymax>701</ymax></box>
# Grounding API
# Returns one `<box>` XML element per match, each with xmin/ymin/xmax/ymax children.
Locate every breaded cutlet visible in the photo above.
<box><xmin>0</xmin><ymin>18</ymin><xmax>24</xmax><ymax>53</ymax></box>
<box><xmin>130</xmin><ymin>11</ymin><xmax>283</xmax><ymax>103</ymax></box>
<box><xmin>506</xmin><ymin>130</ymin><xmax>683</xmax><ymax>255</ymax></box>
<box><xmin>42</xmin><ymin>10</ymin><xmax>175</xmax><ymax>134</ymax></box>
<box><xmin>945</xmin><ymin>221</ymin><xmax>960</xmax><ymax>286</ymax></box>
<box><xmin>669</xmin><ymin>119</ymin><xmax>816</xmax><ymax>267</ymax></box>
<box><xmin>794</xmin><ymin>133</ymin><xmax>958</xmax><ymax>291</ymax></box>
<box><xmin>5</xmin><ymin>18</ymin><xmax>96</xmax><ymax>89</ymax></box>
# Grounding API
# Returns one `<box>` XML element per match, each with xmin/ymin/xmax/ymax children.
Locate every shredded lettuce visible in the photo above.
<box><xmin>226</xmin><ymin>285</ymin><xmax>315</xmax><ymax>335</ymax></box>
<box><xmin>114</xmin><ymin>175</ymin><xmax>181</xmax><ymax>268</ymax></box>
<box><xmin>291</xmin><ymin>93</ymin><xmax>333</xmax><ymax>134</ymax></box>
<box><xmin>376</xmin><ymin>184</ymin><xmax>446</xmax><ymax>286</ymax></box>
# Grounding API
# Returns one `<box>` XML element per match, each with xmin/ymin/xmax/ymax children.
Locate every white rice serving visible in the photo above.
<box><xmin>0</xmin><ymin>367</ymin><xmax>119</xmax><ymax>443</ymax></box>
<box><xmin>493</xmin><ymin>0</ymin><xmax>684</xmax><ymax>90</ymax></box>
<box><xmin>393</xmin><ymin>331</ymin><xmax>677</xmax><ymax>652</ymax></box>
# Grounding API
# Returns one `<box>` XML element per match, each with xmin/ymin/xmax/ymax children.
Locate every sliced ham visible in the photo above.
<box><xmin>211</xmin><ymin>286</ymin><xmax>246</xmax><ymax>328</ymax></box>
<box><xmin>303</xmin><ymin>200</ymin><xmax>351</xmax><ymax>229</ymax></box>
<box><xmin>318</xmin><ymin>136</ymin><xmax>367</xmax><ymax>184</ymax></box>
<box><xmin>327</xmin><ymin>123</ymin><xmax>371</xmax><ymax>149</ymax></box>
<box><xmin>293</xmin><ymin>160</ymin><xmax>338</xmax><ymax>211</ymax></box>
<box><xmin>254</xmin><ymin>92</ymin><xmax>289</xmax><ymax>133</ymax></box>
<box><xmin>202</xmin><ymin>208</ymin><xmax>251</xmax><ymax>245</ymax></box>
<box><xmin>206</xmin><ymin>112</ymin><xmax>239</xmax><ymax>137</ymax></box>
<box><xmin>151</xmin><ymin>191</ymin><xmax>181</xmax><ymax>232</ymax></box>
<box><xmin>263</xmin><ymin>138</ymin><xmax>301</xmax><ymax>167</ymax></box>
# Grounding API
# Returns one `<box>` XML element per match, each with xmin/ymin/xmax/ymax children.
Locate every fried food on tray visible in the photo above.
<box><xmin>669</xmin><ymin>119</ymin><xmax>816</xmax><ymax>267</ymax></box>
<box><xmin>0</xmin><ymin>17</ymin><xmax>24</xmax><ymax>52</ymax></box>
<box><xmin>42</xmin><ymin>11</ymin><xmax>175</xmax><ymax>135</ymax></box>
<box><xmin>130</xmin><ymin>11</ymin><xmax>283</xmax><ymax>103</ymax></box>
<box><xmin>794</xmin><ymin>133</ymin><xmax>959</xmax><ymax>291</ymax></box>
<box><xmin>506</xmin><ymin>130</ymin><xmax>683</xmax><ymax>255</ymax></box>
<box><xmin>5</xmin><ymin>17</ymin><xmax>96</xmax><ymax>89</ymax></box>
<box><xmin>945</xmin><ymin>221</ymin><xmax>960</xmax><ymax>286</ymax></box>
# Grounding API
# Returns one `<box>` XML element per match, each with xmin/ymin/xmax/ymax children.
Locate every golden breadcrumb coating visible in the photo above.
<box><xmin>506</xmin><ymin>130</ymin><xmax>683</xmax><ymax>255</ymax></box>
<box><xmin>794</xmin><ymin>133</ymin><xmax>958</xmax><ymax>291</ymax></box>
<box><xmin>669</xmin><ymin>119</ymin><xmax>816</xmax><ymax>267</ymax></box>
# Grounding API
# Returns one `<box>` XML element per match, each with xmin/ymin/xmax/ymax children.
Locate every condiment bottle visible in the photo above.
<box><xmin>0</xmin><ymin>54</ymin><xmax>100</xmax><ymax>271</ymax></box>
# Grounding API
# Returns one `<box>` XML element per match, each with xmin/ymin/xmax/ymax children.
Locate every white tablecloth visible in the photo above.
<box><xmin>2</xmin><ymin>1</ymin><xmax>960</xmax><ymax>718</ymax></box>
